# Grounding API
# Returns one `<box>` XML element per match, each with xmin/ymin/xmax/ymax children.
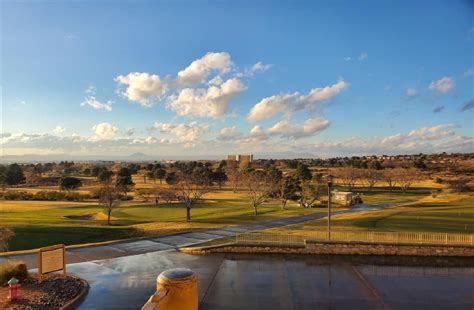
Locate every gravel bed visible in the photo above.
<box><xmin>0</xmin><ymin>273</ymin><xmax>86</xmax><ymax>310</ymax></box>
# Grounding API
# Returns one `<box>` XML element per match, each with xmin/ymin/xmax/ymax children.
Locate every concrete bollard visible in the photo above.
<box><xmin>142</xmin><ymin>268</ymin><xmax>198</xmax><ymax>310</ymax></box>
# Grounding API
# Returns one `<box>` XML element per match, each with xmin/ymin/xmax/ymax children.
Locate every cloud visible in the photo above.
<box><xmin>246</xmin><ymin>62</ymin><xmax>272</xmax><ymax>76</ymax></box>
<box><xmin>462</xmin><ymin>69</ymin><xmax>473</xmax><ymax>78</ymax></box>
<box><xmin>247</xmin><ymin>92</ymin><xmax>298</xmax><ymax>122</ymax></box>
<box><xmin>358</xmin><ymin>53</ymin><xmax>368</xmax><ymax>61</ymax></box>
<box><xmin>153</xmin><ymin>122</ymin><xmax>209</xmax><ymax>146</ymax></box>
<box><xmin>460</xmin><ymin>99</ymin><xmax>474</xmax><ymax>112</ymax></box>
<box><xmin>381</xmin><ymin>133</ymin><xmax>405</xmax><ymax>145</ymax></box>
<box><xmin>92</xmin><ymin>123</ymin><xmax>118</xmax><ymax>139</ymax></box>
<box><xmin>408</xmin><ymin>123</ymin><xmax>457</xmax><ymax>140</ymax></box>
<box><xmin>432</xmin><ymin>106</ymin><xmax>444</xmax><ymax>113</ymax></box>
<box><xmin>404</xmin><ymin>88</ymin><xmax>418</xmax><ymax>98</ymax></box>
<box><xmin>247</xmin><ymin>79</ymin><xmax>348</xmax><ymax>121</ymax></box>
<box><xmin>85</xmin><ymin>86</ymin><xmax>96</xmax><ymax>94</ymax></box>
<box><xmin>52</xmin><ymin>126</ymin><xmax>65</xmax><ymax>134</ymax></box>
<box><xmin>167</xmin><ymin>78</ymin><xmax>246</xmax><ymax>118</ymax></box>
<box><xmin>126</xmin><ymin>128</ymin><xmax>135</xmax><ymax>136</ymax></box>
<box><xmin>115</xmin><ymin>72</ymin><xmax>168</xmax><ymax>107</ymax></box>
<box><xmin>428</xmin><ymin>76</ymin><xmax>455</xmax><ymax>94</ymax></box>
<box><xmin>81</xmin><ymin>96</ymin><xmax>113</xmax><ymax>111</ymax></box>
<box><xmin>268</xmin><ymin>117</ymin><xmax>330</xmax><ymax>139</ymax></box>
<box><xmin>176</xmin><ymin>52</ymin><xmax>233</xmax><ymax>85</ymax></box>
<box><xmin>217</xmin><ymin>126</ymin><xmax>241</xmax><ymax>141</ymax></box>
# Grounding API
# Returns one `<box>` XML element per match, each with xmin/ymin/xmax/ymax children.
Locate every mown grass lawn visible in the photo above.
<box><xmin>265</xmin><ymin>192</ymin><xmax>474</xmax><ymax>235</ymax></box>
<box><xmin>1</xmin><ymin>191</ymin><xmax>323</xmax><ymax>251</ymax></box>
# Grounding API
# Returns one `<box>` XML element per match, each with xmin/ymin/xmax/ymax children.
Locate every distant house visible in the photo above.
<box><xmin>331</xmin><ymin>191</ymin><xmax>354</xmax><ymax>207</ymax></box>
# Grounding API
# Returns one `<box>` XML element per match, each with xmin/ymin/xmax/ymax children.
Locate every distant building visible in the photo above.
<box><xmin>227</xmin><ymin>154</ymin><xmax>253</xmax><ymax>163</ymax></box>
<box><xmin>331</xmin><ymin>191</ymin><xmax>354</xmax><ymax>207</ymax></box>
<box><xmin>227</xmin><ymin>155</ymin><xmax>238</xmax><ymax>162</ymax></box>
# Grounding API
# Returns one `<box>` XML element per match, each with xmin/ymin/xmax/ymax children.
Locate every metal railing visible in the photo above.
<box><xmin>235</xmin><ymin>231</ymin><xmax>474</xmax><ymax>246</ymax></box>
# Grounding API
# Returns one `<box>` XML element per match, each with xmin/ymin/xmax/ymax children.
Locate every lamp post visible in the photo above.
<box><xmin>327</xmin><ymin>175</ymin><xmax>333</xmax><ymax>241</ymax></box>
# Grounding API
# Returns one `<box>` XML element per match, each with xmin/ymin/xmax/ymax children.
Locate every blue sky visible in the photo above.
<box><xmin>1</xmin><ymin>0</ymin><xmax>473</xmax><ymax>157</ymax></box>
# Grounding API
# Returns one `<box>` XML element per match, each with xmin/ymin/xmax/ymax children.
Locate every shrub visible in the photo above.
<box><xmin>446</xmin><ymin>179</ymin><xmax>471</xmax><ymax>193</ymax></box>
<box><xmin>4</xmin><ymin>191</ymin><xmax>33</xmax><ymax>200</ymax></box>
<box><xmin>0</xmin><ymin>261</ymin><xmax>28</xmax><ymax>286</ymax></box>
<box><xmin>33</xmin><ymin>190</ymin><xmax>67</xmax><ymax>201</ymax></box>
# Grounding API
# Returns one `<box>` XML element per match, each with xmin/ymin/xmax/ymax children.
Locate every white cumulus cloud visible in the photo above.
<box><xmin>153</xmin><ymin>122</ymin><xmax>209</xmax><ymax>146</ymax></box>
<box><xmin>167</xmin><ymin>78</ymin><xmax>246</xmax><ymax>118</ymax></box>
<box><xmin>268</xmin><ymin>117</ymin><xmax>330</xmax><ymax>139</ymax></box>
<box><xmin>115</xmin><ymin>72</ymin><xmax>168</xmax><ymax>107</ymax></box>
<box><xmin>428</xmin><ymin>76</ymin><xmax>455</xmax><ymax>94</ymax></box>
<box><xmin>176</xmin><ymin>52</ymin><xmax>233</xmax><ymax>85</ymax></box>
<box><xmin>217</xmin><ymin>126</ymin><xmax>241</xmax><ymax>141</ymax></box>
<box><xmin>408</xmin><ymin>124</ymin><xmax>457</xmax><ymax>140</ymax></box>
<box><xmin>247</xmin><ymin>79</ymin><xmax>348</xmax><ymax>121</ymax></box>
<box><xmin>92</xmin><ymin>123</ymin><xmax>118</xmax><ymax>139</ymax></box>
<box><xmin>381</xmin><ymin>133</ymin><xmax>405</xmax><ymax>145</ymax></box>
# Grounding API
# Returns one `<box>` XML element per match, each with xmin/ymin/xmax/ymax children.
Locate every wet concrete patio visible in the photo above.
<box><xmin>65</xmin><ymin>250</ymin><xmax>474</xmax><ymax>309</ymax></box>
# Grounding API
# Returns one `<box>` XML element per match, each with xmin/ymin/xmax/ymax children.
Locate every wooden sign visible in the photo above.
<box><xmin>38</xmin><ymin>244</ymin><xmax>66</xmax><ymax>283</ymax></box>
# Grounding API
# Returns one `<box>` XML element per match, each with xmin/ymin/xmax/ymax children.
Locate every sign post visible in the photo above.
<box><xmin>38</xmin><ymin>244</ymin><xmax>66</xmax><ymax>283</ymax></box>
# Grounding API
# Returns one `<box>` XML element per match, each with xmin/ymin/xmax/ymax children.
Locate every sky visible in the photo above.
<box><xmin>1</xmin><ymin>0</ymin><xmax>473</xmax><ymax>158</ymax></box>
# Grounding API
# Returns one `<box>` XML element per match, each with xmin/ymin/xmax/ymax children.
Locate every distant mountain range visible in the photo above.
<box><xmin>0</xmin><ymin>151</ymin><xmax>317</xmax><ymax>163</ymax></box>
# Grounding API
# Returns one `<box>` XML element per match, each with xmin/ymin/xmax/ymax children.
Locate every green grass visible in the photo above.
<box><xmin>266</xmin><ymin>193</ymin><xmax>474</xmax><ymax>235</ymax></box>
<box><xmin>1</xmin><ymin>194</ymin><xmax>324</xmax><ymax>251</ymax></box>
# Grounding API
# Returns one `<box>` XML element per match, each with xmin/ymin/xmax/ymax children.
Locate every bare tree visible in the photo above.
<box><xmin>158</xmin><ymin>188</ymin><xmax>177</xmax><ymax>203</ymax></box>
<box><xmin>243</xmin><ymin>170</ymin><xmax>279</xmax><ymax>215</ymax></box>
<box><xmin>395</xmin><ymin>168</ymin><xmax>423</xmax><ymax>193</ymax></box>
<box><xmin>225</xmin><ymin>163</ymin><xmax>241</xmax><ymax>193</ymax></box>
<box><xmin>97</xmin><ymin>182</ymin><xmax>120</xmax><ymax>225</ymax></box>
<box><xmin>336</xmin><ymin>167</ymin><xmax>361</xmax><ymax>190</ymax></box>
<box><xmin>173</xmin><ymin>168</ymin><xmax>212</xmax><ymax>222</ymax></box>
<box><xmin>0</xmin><ymin>226</ymin><xmax>13</xmax><ymax>252</ymax></box>
<box><xmin>382</xmin><ymin>168</ymin><xmax>398</xmax><ymax>192</ymax></box>
<box><xmin>361</xmin><ymin>169</ymin><xmax>382</xmax><ymax>191</ymax></box>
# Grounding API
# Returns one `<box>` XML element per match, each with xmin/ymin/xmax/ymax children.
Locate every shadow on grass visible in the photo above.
<box><xmin>8</xmin><ymin>225</ymin><xmax>141</xmax><ymax>251</ymax></box>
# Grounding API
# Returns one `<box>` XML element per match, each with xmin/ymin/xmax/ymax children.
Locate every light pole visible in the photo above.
<box><xmin>327</xmin><ymin>175</ymin><xmax>333</xmax><ymax>241</ymax></box>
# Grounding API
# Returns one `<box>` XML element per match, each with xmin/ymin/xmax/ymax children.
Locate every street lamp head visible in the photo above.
<box><xmin>326</xmin><ymin>174</ymin><xmax>333</xmax><ymax>187</ymax></box>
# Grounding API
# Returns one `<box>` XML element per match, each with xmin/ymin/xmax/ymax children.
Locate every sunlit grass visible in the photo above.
<box><xmin>265</xmin><ymin>193</ymin><xmax>474</xmax><ymax>235</ymax></box>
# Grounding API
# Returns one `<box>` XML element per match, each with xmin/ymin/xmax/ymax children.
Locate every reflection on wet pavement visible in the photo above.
<box><xmin>66</xmin><ymin>251</ymin><xmax>474</xmax><ymax>309</ymax></box>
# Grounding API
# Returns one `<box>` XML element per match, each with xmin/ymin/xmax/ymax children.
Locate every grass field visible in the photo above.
<box><xmin>3</xmin><ymin>178</ymin><xmax>473</xmax><ymax>251</ymax></box>
<box><xmin>265</xmin><ymin>192</ymin><xmax>474</xmax><ymax>235</ymax></box>
<box><xmin>1</xmin><ymin>191</ymin><xmax>325</xmax><ymax>251</ymax></box>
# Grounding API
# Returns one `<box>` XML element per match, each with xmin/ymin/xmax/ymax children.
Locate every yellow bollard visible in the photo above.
<box><xmin>142</xmin><ymin>268</ymin><xmax>198</xmax><ymax>310</ymax></box>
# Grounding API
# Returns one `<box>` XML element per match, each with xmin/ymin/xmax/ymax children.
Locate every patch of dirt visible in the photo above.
<box><xmin>0</xmin><ymin>273</ymin><xmax>86</xmax><ymax>309</ymax></box>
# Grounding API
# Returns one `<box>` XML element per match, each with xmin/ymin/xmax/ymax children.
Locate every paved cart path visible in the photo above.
<box><xmin>1</xmin><ymin>203</ymin><xmax>388</xmax><ymax>268</ymax></box>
